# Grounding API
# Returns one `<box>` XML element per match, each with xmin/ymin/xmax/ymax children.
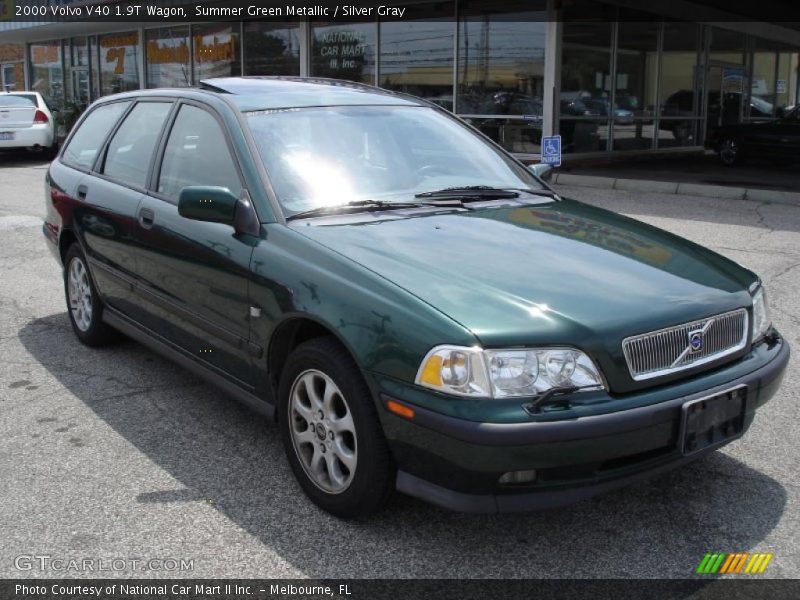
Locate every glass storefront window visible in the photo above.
<box><xmin>658</xmin><ymin>22</ymin><xmax>701</xmax><ymax>148</ymax></box>
<box><xmin>776</xmin><ymin>48</ymin><xmax>798</xmax><ymax>117</ymax></box>
<box><xmin>379</xmin><ymin>2</ymin><xmax>454</xmax><ymax>106</ymax></box>
<box><xmin>612</xmin><ymin>18</ymin><xmax>658</xmax><ymax>151</ymax></box>
<box><xmin>146</xmin><ymin>26</ymin><xmax>191</xmax><ymax>88</ymax></box>
<box><xmin>243</xmin><ymin>22</ymin><xmax>300</xmax><ymax>75</ymax></box>
<box><xmin>457</xmin><ymin>0</ymin><xmax>546</xmax><ymax>153</ymax></box>
<box><xmin>71</xmin><ymin>37</ymin><xmax>88</xmax><ymax>67</ymax></box>
<box><xmin>750</xmin><ymin>38</ymin><xmax>778</xmax><ymax>119</ymax></box>
<box><xmin>457</xmin><ymin>1</ymin><xmax>546</xmax><ymax>115</ymax></box>
<box><xmin>29</xmin><ymin>40</ymin><xmax>64</xmax><ymax>109</ymax></box>
<box><xmin>709</xmin><ymin>27</ymin><xmax>745</xmax><ymax>65</ymax></box>
<box><xmin>311</xmin><ymin>22</ymin><xmax>376</xmax><ymax>84</ymax></box>
<box><xmin>89</xmin><ymin>37</ymin><xmax>100</xmax><ymax>100</ymax></box>
<box><xmin>193</xmin><ymin>23</ymin><xmax>240</xmax><ymax>81</ymax></box>
<box><xmin>560</xmin><ymin>19</ymin><xmax>613</xmax><ymax>153</ymax></box>
<box><xmin>99</xmin><ymin>32</ymin><xmax>140</xmax><ymax>96</ymax></box>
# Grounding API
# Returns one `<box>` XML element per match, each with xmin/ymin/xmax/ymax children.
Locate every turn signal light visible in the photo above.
<box><xmin>385</xmin><ymin>399</ymin><xmax>415</xmax><ymax>420</ymax></box>
<box><xmin>33</xmin><ymin>110</ymin><xmax>49</xmax><ymax>124</ymax></box>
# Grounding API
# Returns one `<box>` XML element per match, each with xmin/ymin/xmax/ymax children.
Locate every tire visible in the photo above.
<box><xmin>672</xmin><ymin>122</ymin><xmax>693</xmax><ymax>145</ymax></box>
<box><xmin>278</xmin><ymin>337</ymin><xmax>394</xmax><ymax>518</ymax></box>
<box><xmin>63</xmin><ymin>243</ymin><xmax>119</xmax><ymax>346</ymax></box>
<box><xmin>44</xmin><ymin>140</ymin><xmax>59</xmax><ymax>160</ymax></box>
<box><xmin>718</xmin><ymin>138</ymin><xmax>740</xmax><ymax>166</ymax></box>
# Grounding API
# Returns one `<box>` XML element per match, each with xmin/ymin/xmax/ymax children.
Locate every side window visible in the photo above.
<box><xmin>158</xmin><ymin>105</ymin><xmax>242</xmax><ymax>199</ymax></box>
<box><xmin>102</xmin><ymin>102</ymin><xmax>172</xmax><ymax>189</ymax></box>
<box><xmin>62</xmin><ymin>102</ymin><xmax>130</xmax><ymax>169</ymax></box>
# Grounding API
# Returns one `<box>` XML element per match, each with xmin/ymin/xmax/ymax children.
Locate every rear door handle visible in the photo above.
<box><xmin>76</xmin><ymin>184</ymin><xmax>88</xmax><ymax>200</ymax></box>
<box><xmin>138</xmin><ymin>207</ymin><xmax>155</xmax><ymax>229</ymax></box>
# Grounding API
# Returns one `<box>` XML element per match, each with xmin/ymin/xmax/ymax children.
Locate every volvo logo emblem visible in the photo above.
<box><xmin>688</xmin><ymin>330</ymin><xmax>704</xmax><ymax>353</ymax></box>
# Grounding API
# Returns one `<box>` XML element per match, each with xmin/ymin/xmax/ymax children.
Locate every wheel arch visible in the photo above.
<box><xmin>58</xmin><ymin>228</ymin><xmax>79</xmax><ymax>265</ymax></box>
<box><xmin>267</xmin><ymin>314</ymin><xmax>362</xmax><ymax>407</ymax></box>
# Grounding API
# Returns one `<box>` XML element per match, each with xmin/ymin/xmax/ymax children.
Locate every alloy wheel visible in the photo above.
<box><xmin>288</xmin><ymin>369</ymin><xmax>357</xmax><ymax>494</ymax></box>
<box><xmin>67</xmin><ymin>257</ymin><xmax>93</xmax><ymax>332</ymax></box>
<box><xmin>719</xmin><ymin>139</ymin><xmax>738</xmax><ymax>165</ymax></box>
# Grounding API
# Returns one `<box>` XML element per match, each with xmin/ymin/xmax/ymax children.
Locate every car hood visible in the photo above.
<box><xmin>293</xmin><ymin>199</ymin><xmax>755</xmax><ymax>388</ymax></box>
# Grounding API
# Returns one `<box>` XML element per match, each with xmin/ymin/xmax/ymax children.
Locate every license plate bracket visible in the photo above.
<box><xmin>680</xmin><ymin>385</ymin><xmax>747</xmax><ymax>455</ymax></box>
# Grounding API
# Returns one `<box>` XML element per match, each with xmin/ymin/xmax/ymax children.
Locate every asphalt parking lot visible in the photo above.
<box><xmin>1</xmin><ymin>154</ymin><xmax>798</xmax><ymax>579</ymax></box>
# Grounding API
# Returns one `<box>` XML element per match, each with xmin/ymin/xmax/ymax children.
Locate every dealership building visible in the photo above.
<box><xmin>0</xmin><ymin>0</ymin><xmax>798</xmax><ymax>160</ymax></box>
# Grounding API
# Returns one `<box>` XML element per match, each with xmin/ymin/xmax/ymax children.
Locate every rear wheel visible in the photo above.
<box><xmin>672</xmin><ymin>122</ymin><xmax>693</xmax><ymax>145</ymax></box>
<box><xmin>63</xmin><ymin>244</ymin><xmax>119</xmax><ymax>346</ymax></box>
<box><xmin>718</xmin><ymin>138</ymin><xmax>740</xmax><ymax>166</ymax></box>
<box><xmin>278</xmin><ymin>337</ymin><xmax>394</xmax><ymax>518</ymax></box>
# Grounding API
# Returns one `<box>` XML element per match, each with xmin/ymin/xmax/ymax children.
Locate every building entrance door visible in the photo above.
<box><xmin>70</xmin><ymin>67</ymin><xmax>90</xmax><ymax>106</ymax></box>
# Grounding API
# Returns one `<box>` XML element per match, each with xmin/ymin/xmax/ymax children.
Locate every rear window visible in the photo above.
<box><xmin>62</xmin><ymin>102</ymin><xmax>130</xmax><ymax>169</ymax></box>
<box><xmin>0</xmin><ymin>95</ymin><xmax>35</xmax><ymax>108</ymax></box>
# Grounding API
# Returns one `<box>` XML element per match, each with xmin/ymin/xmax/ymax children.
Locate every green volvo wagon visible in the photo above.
<box><xmin>43</xmin><ymin>78</ymin><xmax>789</xmax><ymax>516</ymax></box>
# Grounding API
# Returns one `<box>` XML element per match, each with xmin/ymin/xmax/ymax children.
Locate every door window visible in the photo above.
<box><xmin>62</xmin><ymin>101</ymin><xmax>130</xmax><ymax>169</ymax></box>
<box><xmin>102</xmin><ymin>102</ymin><xmax>172</xmax><ymax>188</ymax></box>
<box><xmin>157</xmin><ymin>104</ymin><xmax>242</xmax><ymax>199</ymax></box>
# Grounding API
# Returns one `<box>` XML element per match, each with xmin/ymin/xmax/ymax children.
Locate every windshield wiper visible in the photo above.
<box><xmin>414</xmin><ymin>186</ymin><xmax>520</xmax><ymax>199</ymax></box>
<box><xmin>286</xmin><ymin>199</ymin><xmax>426</xmax><ymax>221</ymax></box>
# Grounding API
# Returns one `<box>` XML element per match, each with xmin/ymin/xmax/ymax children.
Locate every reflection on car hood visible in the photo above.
<box><xmin>293</xmin><ymin>199</ymin><xmax>755</xmax><ymax>348</ymax></box>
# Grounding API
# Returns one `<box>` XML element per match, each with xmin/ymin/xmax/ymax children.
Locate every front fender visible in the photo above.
<box><xmin>248</xmin><ymin>224</ymin><xmax>476</xmax><ymax>384</ymax></box>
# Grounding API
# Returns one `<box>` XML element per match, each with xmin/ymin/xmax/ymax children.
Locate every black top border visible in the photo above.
<box><xmin>5</xmin><ymin>0</ymin><xmax>800</xmax><ymax>24</ymax></box>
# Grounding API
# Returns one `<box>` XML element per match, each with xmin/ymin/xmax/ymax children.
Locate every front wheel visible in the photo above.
<box><xmin>718</xmin><ymin>138</ymin><xmax>740</xmax><ymax>166</ymax></box>
<box><xmin>278</xmin><ymin>337</ymin><xmax>394</xmax><ymax>518</ymax></box>
<box><xmin>63</xmin><ymin>244</ymin><xmax>119</xmax><ymax>346</ymax></box>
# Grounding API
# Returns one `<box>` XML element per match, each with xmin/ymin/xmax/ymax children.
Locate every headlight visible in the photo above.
<box><xmin>415</xmin><ymin>345</ymin><xmax>604</xmax><ymax>398</ymax></box>
<box><xmin>751</xmin><ymin>286</ymin><xmax>771</xmax><ymax>341</ymax></box>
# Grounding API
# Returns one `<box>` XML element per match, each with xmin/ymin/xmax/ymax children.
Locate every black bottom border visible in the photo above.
<box><xmin>3</xmin><ymin>579</ymin><xmax>800</xmax><ymax>600</ymax></box>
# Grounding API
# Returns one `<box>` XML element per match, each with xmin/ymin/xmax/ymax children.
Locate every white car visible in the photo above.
<box><xmin>0</xmin><ymin>91</ymin><xmax>57</xmax><ymax>157</ymax></box>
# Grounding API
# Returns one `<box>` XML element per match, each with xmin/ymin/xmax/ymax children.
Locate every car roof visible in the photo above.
<box><xmin>201</xmin><ymin>77</ymin><xmax>426</xmax><ymax>111</ymax></box>
<box><xmin>93</xmin><ymin>77</ymin><xmax>427</xmax><ymax>112</ymax></box>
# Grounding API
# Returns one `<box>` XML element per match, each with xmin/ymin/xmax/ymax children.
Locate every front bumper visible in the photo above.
<box><xmin>374</xmin><ymin>337</ymin><xmax>789</xmax><ymax>513</ymax></box>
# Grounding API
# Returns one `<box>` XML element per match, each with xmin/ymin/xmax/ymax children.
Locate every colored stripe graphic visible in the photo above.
<box><xmin>710</xmin><ymin>554</ymin><xmax>726</xmax><ymax>573</ymax></box>
<box><xmin>697</xmin><ymin>554</ymin><xmax>712</xmax><ymax>574</ymax></box>
<box><xmin>720</xmin><ymin>554</ymin><xmax>736</xmax><ymax>574</ymax></box>
<box><xmin>758</xmin><ymin>554</ymin><xmax>773</xmax><ymax>573</ymax></box>
<box><xmin>733</xmin><ymin>553</ymin><xmax>749</xmax><ymax>573</ymax></box>
<box><xmin>697</xmin><ymin>553</ymin><xmax>727</xmax><ymax>574</ymax></box>
<box><xmin>699</xmin><ymin>552</ymin><xmax>773</xmax><ymax>574</ymax></box>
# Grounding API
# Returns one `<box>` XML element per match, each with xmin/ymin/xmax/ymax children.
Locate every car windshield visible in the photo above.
<box><xmin>246</xmin><ymin>105</ymin><xmax>544</xmax><ymax>215</ymax></box>
<box><xmin>750</xmin><ymin>95</ymin><xmax>774</xmax><ymax>115</ymax></box>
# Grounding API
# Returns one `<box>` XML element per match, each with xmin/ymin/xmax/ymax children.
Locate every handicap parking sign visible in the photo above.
<box><xmin>541</xmin><ymin>135</ymin><xmax>561</xmax><ymax>167</ymax></box>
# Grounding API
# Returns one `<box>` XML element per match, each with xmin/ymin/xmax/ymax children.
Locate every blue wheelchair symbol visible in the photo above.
<box><xmin>541</xmin><ymin>135</ymin><xmax>561</xmax><ymax>167</ymax></box>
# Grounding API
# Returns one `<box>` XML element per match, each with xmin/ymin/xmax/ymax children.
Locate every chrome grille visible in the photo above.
<box><xmin>622</xmin><ymin>308</ymin><xmax>748</xmax><ymax>381</ymax></box>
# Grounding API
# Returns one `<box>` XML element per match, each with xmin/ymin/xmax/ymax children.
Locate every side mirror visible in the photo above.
<box><xmin>178</xmin><ymin>186</ymin><xmax>239</xmax><ymax>224</ymax></box>
<box><xmin>529</xmin><ymin>163</ymin><xmax>554</xmax><ymax>182</ymax></box>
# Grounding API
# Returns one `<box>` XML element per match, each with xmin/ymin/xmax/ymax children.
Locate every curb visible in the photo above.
<box><xmin>551</xmin><ymin>173</ymin><xmax>800</xmax><ymax>206</ymax></box>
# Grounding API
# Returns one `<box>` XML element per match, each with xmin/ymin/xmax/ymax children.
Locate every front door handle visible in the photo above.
<box><xmin>76</xmin><ymin>184</ymin><xmax>87</xmax><ymax>200</ymax></box>
<box><xmin>138</xmin><ymin>207</ymin><xmax>155</xmax><ymax>229</ymax></box>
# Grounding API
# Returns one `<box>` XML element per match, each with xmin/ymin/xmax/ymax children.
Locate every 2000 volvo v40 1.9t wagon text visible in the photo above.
<box><xmin>44</xmin><ymin>78</ymin><xmax>789</xmax><ymax>517</ymax></box>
